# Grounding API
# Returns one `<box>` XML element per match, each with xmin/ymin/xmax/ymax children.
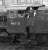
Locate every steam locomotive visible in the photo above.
<box><xmin>0</xmin><ymin>0</ymin><xmax>48</xmax><ymax>46</ymax></box>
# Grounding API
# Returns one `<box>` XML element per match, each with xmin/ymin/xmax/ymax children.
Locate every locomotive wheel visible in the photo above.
<box><xmin>24</xmin><ymin>34</ymin><xmax>38</xmax><ymax>49</ymax></box>
<box><xmin>0</xmin><ymin>29</ymin><xmax>8</xmax><ymax>37</ymax></box>
<box><xmin>36</xmin><ymin>34</ymin><xmax>48</xmax><ymax>46</ymax></box>
<box><xmin>7</xmin><ymin>34</ymin><xmax>16</xmax><ymax>45</ymax></box>
<box><xmin>7</xmin><ymin>33</ymin><xmax>26</xmax><ymax>45</ymax></box>
<box><xmin>11</xmin><ymin>33</ymin><xmax>26</xmax><ymax>46</ymax></box>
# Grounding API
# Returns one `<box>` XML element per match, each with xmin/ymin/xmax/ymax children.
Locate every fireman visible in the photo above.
<box><xmin>25</xmin><ymin>1</ymin><xmax>45</xmax><ymax>38</ymax></box>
